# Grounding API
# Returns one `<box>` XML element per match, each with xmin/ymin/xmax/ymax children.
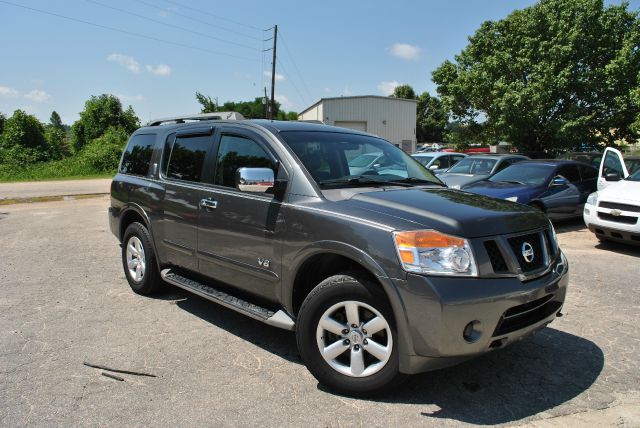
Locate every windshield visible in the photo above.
<box><xmin>413</xmin><ymin>155</ymin><xmax>434</xmax><ymax>167</ymax></box>
<box><xmin>348</xmin><ymin>153</ymin><xmax>381</xmax><ymax>167</ymax></box>
<box><xmin>279</xmin><ymin>131</ymin><xmax>442</xmax><ymax>188</ymax></box>
<box><xmin>625</xmin><ymin>159</ymin><xmax>640</xmax><ymax>176</ymax></box>
<box><xmin>489</xmin><ymin>164</ymin><xmax>554</xmax><ymax>186</ymax></box>
<box><xmin>448</xmin><ymin>157</ymin><xmax>497</xmax><ymax>175</ymax></box>
<box><xmin>627</xmin><ymin>167</ymin><xmax>640</xmax><ymax>182</ymax></box>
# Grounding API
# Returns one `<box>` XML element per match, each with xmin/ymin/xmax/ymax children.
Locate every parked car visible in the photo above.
<box><xmin>585</xmin><ymin>148</ymin><xmax>640</xmax><ymax>245</ymax></box>
<box><xmin>560</xmin><ymin>152</ymin><xmax>603</xmax><ymax>168</ymax></box>
<box><xmin>412</xmin><ymin>152</ymin><xmax>467</xmax><ymax>175</ymax></box>
<box><xmin>463</xmin><ymin>160</ymin><xmax>598</xmax><ymax>220</ymax></box>
<box><xmin>438</xmin><ymin>154</ymin><xmax>530</xmax><ymax>189</ymax></box>
<box><xmin>110</xmin><ymin>114</ymin><xmax>567</xmax><ymax>396</ymax></box>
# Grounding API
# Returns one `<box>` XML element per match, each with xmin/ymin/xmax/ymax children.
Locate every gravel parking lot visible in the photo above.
<box><xmin>1</xmin><ymin>196</ymin><xmax>639</xmax><ymax>427</ymax></box>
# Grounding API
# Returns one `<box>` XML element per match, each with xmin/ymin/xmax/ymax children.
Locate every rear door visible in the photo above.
<box><xmin>159</xmin><ymin>127</ymin><xmax>215</xmax><ymax>271</ymax></box>
<box><xmin>598</xmin><ymin>147</ymin><xmax>628</xmax><ymax>190</ymax></box>
<box><xmin>197</xmin><ymin>126</ymin><xmax>284</xmax><ymax>302</ymax></box>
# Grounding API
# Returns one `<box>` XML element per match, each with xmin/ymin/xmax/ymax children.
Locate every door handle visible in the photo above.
<box><xmin>199</xmin><ymin>198</ymin><xmax>218</xmax><ymax>210</ymax></box>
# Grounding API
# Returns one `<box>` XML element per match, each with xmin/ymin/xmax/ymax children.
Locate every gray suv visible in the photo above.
<box><xmin>109</xmin><ymin>114</ymin><xmax>568</xmax><ymax>396</ymax></box>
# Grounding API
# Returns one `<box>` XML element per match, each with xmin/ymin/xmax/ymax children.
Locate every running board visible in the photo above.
<box><xmin>161</xmin><ymin>269</ymin><xmax>295</xmax><ymax>331</ymax></box>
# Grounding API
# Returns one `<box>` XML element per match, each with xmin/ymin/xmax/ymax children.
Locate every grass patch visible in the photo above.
<box><xmin>0</xmin><ymin>157</ymin><xmax>115</xmax><ymax>182</ymax></box>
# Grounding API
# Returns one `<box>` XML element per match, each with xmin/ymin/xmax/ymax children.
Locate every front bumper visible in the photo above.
<box><xmin>393</xmin><ymin>254</ymin><xmax>568</xmax><ymax>374</ymax></box>
<box><xmin>583</xmin><ymin>203</ymin><xmax>640</xmax><ymax>245</ymax></box>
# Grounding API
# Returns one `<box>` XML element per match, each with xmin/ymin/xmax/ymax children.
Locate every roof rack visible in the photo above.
<box><xmin>146</xmin><ymin>111</ymin><xmax>245</xmax><ymax>126</ymax></box>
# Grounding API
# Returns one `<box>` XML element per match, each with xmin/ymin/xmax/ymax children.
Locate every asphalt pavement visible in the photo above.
<box><xmin>0</xmin><ymin>196</ymin><xmax>639</xmax><ymax>427</ymax></box>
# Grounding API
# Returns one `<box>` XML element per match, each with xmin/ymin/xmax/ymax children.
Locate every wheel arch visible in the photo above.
<box><xmin>284</xmin><ymin>241</ymin><xmax>415</xmax><ymax>369</ymax></box>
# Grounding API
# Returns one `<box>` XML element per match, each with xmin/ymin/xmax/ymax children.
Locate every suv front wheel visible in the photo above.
<box><xmin>296</xmin><ymin>272</ymin><xmax>405</xmax><ymax>396</ymax></box>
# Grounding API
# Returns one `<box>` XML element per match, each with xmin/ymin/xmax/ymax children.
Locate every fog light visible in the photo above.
<box><xmin>463</xmin><ymin>320</ymin><xmax>482</xmax><ymax>343</ymax></box>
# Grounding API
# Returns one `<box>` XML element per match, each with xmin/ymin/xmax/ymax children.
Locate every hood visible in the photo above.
<box><xmin>438</xmin><ymin>173</ymin><xmax>489</xmax><ymax>189</ymax></box>
<box><xmin>463</xmin><ymin>180</ymin><xmax>542</xmax><ymax>204</ymax></box>
<box><xmin>340</xmin><ymin>187</ymin><xmax>548</xmax><ymax>238</ymax></box>
<box><xmin>599</xmin><ymin>179</ymin><xmax>640</xmax><ymax>203</ymax></box>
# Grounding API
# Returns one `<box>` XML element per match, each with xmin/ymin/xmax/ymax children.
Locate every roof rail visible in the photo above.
<box><xmin>146</xmin><ymin>111</ymin><xmax>245</xmax><ymax>126</ymax></box>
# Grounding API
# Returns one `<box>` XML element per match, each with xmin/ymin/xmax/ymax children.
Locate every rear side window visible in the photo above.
<box><xmin>558</xmin><ymin>164</ymin><xmax>580</xmax><ymax>182</ymax></box>
<box><xmin>120</xmin><ymin>134</ymin><xmax>156</xmax><ymax>176</ymax></box>
<box><xmin>579</xmin><ymin>165</ymin><xmax>597</xmax><ymax>180</ymax></box>
<box><xmin>214</xmin><ymin>135</ymin><xmax>275</xmax><ymax>188</ymax></box>
<box><xmin>166</xmin><ymin>135</ymin><xmax>211</xmax><ymax>182</ymax></box>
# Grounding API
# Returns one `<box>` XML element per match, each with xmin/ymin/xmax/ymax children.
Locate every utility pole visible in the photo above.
<box><xmin>263</xmin><ymin>87</ymin><xmax>268</xmax><ymax>119</ymax></box>
<box><xmin>270</xmin><ymin>25</ymin><xmax>278</xmax><ymax>120</ymax></box>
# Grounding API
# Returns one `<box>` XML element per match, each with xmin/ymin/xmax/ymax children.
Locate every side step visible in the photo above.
<box><xmin>161</xmin><ymin>269</ymin><xmax>295</xmax><ymax>331</ymax></box>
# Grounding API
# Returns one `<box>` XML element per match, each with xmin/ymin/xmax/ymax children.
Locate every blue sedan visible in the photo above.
<box><xmin>463</xmin><ymin>160</ymin><xmax>598</xmax><ymax>220</ymax></box>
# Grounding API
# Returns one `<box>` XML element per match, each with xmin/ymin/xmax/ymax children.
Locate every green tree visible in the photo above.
<box><xmin>195</xmin><ymin>92</ymin><xmax>218</xmax><ymax>113</ymax></box>
<box><xmin>221</xmin><ymin>97</ymin><xmax>277</xmax><ymax>119</ymax></box>
<box><xmin>416</xmin><ymin>92</ymin><xmax>449</xmax><ymax>142</ymax></box>
<box><xmin>45</xmin><ymin>127</ymin><xmax>69</xmax><ymax>160</ymax></box>
<box><xmin>0</xmin><ymin>112</ymin><xmax>6</xmax><ymax>135</ymax></box>
<box><xmin>49</xmin><ymin>111</ymin><xmax>64</xmax><ymax>130</ymax></box>
<box><xmin>391</xmin><ymin>84</ymin><xmax>416</xmax><ymax>100</ymax></box>
<box><xmin>0</xmin><ymin>110</ymin><xmax>49</xmax><ymax>165</ymax></box>
<box><xmin>432</xmin><ymin>0</ymin><xmax>640</xmax><ymax>153</ymax></box>
<box><xmin>71</xmin><ymin>94</ymin><xmax>139</xmax><ymax>151</ymax></box>
<box><xmin>80</xmin><ymin>126</ymin><xmax>130</xmax><ymax>172</ymax></box>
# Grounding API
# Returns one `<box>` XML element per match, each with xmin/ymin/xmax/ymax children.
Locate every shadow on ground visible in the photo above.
<box><xmin>553</xmin><ymin>217</ymin><xmax>587</xmax><ymax>233</ymax></box>
<box><xmin>167</xmin><ymin>289</ymin><xmax>603</xmax><ymax>425</ymax></box>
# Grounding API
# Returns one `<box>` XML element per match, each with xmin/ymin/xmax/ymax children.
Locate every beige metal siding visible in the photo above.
<box><xmin>334</xmin><ymin>121</ymin><xmax>367</xmax><ymax>132</ymax></box>
<box><xmin>324</xmin><ymin>97</ymin><xmax>416</xmax><ymax>151</ymax></box>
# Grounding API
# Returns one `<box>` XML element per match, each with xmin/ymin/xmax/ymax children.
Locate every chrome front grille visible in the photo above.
<box><xmin>480</xmin><ymin>228</ymin><xmax>554</xmax><ymax>279</ymax></box>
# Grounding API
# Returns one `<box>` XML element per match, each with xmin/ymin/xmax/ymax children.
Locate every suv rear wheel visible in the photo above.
<box><xmin>122</xmin><ymin>222</ymin><xmax>162</xmax><ymax>295</ymax></box>
<box><xmin>296</xmin><ymin>272</ymin><xmax>404</xmax><ymax>396</ymax></box>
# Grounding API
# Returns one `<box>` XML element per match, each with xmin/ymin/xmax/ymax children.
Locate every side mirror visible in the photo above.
<box><xmin>235</xmin><ymin>167</ymin><xmax>275</xmax><ymax>194</ymax></box>
<box><xmin>605</xmin><ymin>172</ymin><xmax>621</xmax><ymax>182</ymax></box>
<box><xmin>551</xmin><ymin>176</ymin><xmax>569</xmax><ymax>186</ymax></box>
<box><xmin>429</xmin><ymin>165</ymin><xmax>439</xmax><ymax>170</ymax></box>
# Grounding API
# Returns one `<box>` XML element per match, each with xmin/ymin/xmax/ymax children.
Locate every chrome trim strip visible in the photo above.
<box><xmin>162</xmin><ymin>239</ymin><xmax>195</xmax><ymax>255</ymax></box>
<box><xmin>197</xmin><ymin>249</ymin><xmax>279</xmax><ymax>281</ymax></box>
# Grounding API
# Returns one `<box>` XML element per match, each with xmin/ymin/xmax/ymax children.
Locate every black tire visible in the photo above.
<box><xmin>296</xmin><ymin>272</ymin><xmax>405</xmax><ymax>396</ymax></box>
<box><xmin>121</xmin><ymin>222</ymin><xmax>162</xmax><ymax>295</ymax></box>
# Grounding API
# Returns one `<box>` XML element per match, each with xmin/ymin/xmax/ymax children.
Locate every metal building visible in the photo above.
<box><xmin>298</xmin><ymin>95</ymin><xmax>417</xmax><ymax>152</ymax></box>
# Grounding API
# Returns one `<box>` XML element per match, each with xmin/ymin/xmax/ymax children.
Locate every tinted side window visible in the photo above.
<box><xmin>214</xmin><ymin>135</ymin><xmax>275</xmax><ymax>188</ymax></box>
<box><xmin>495</xmin><ymin>159</ymin><xmax>511</xmax><ymax>172</ymax></box>
<box><xmin>451</xmin><ymin>155</ymin><xmax>465</xmax><ymax>165</ymax></box>
<box><xmin>166</xmin><ymin>135</ymin><xmax>211</xmax><ymax>182</ymax></box>
<box><xmin>579</xmin><ymin>165</ymin><xmax>597</xmax><ymax>180</ymax></box>
<box><xmin>120</xmin><ymin>134</ymin><xmax>156</xmax><ymax>176</ymax></box>
<box><xmin>558</xmin><ymin>165</ymin><xmax>580</xmax><ymax>182</ymax></box>
<box><xmin>602</xmin><ymin>151</ymin><xmax>624</xmax><ymax>176</ymax></box>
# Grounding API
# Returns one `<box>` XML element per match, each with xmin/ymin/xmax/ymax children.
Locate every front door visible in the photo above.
<box><xmin>598</xmin><ymin>147</ymin><xmax>628</xmax><ymax>191</ymax></box>
<box><xmin>197</xmin><ymin>127</ymin><xmax>285</xmax><ymax>302</ymax></box>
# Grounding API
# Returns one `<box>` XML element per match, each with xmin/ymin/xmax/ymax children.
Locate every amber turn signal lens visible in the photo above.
<box><xmin>394</xmin><ymin>230</ymin><xmax>466</xmax><ymax>249</ymax></box>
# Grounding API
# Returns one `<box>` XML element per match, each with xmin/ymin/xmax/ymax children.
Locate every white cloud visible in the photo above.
<box><xmin>275</xmin><ymin>94</ymin><xmax>293</xmax><ymax>109</ymax></box>
<box><xmin>0</xmin><ymin>86</ymin><xmax>19</xmax><ymax>97</ymax></box>
<box><xmin>24</xmin><ymin>89</ymin><xmax>51</xmax><ymax>103</ymax></box>
<box><xmin>114</xmin><ymin>93</ymin><xmax>145</xmax><ymax>102</ymax></box>
<box><xmin>377</xmin><ymin>80</ymin><xmax>400</xmax><ymax>96</ymax></box>
<box><xmin>264</xmin><ymin>71</ymin><xmax>285</xmax><ymax>81</ymax></box>
<box><xmin>146</xmin><ymin>64</ymin><xmax>172</xmax><ymax>76</ymax></box>
<box><xmin>107</xmin><ymin>53</ymin><xmax>141</xmax><ymax>73</ymax></box>
<box><xmin>389</xmin><ymin>43</ymin><xmax>422</xmax><ymax>61</ymax></box>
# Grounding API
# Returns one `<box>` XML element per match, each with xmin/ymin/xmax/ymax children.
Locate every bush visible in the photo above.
<box><xmin>0</xmin><ymin>110</ymin><xmax>49</xmax><ymax>166</ymax></box>
<box><xmin>79</xmin><ymin>126</ymin><xmax>128</xmax><ymax>172</ymax></box>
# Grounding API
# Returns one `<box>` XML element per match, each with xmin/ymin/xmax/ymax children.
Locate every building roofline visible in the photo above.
<box><xmin>298</xmin><ymin>95</ymin><xmax>418</xmax><ymax>116</ymax></box>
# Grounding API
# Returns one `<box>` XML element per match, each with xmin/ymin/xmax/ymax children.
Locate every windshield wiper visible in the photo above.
<box><xmin>386</xmin><ymin>177</ymin><xmax>446</xmax><ymax>187</ymax></box>
<box><xmin>318</xmin><ymin>177</ymin><xmax>414</xmax><ymax>188</ymax></box>
<box><xmin>497</xmin><ymin>180</ymin><xmax>526</xmax><ymax>185</ymax></box>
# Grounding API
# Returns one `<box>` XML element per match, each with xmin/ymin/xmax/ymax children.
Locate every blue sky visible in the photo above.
<box><xmin>0</xmin><ymin>0</ymin><xmax>637</xmax><ymax>124</ymax></box>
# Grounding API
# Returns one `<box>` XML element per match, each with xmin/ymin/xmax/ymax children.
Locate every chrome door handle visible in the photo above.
<box><xmin>199</xmin><ymin>198</ymin><xmax>218</xmax><ymax>210</ymax></box>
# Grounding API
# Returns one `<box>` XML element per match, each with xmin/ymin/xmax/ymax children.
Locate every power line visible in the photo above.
<box><xmin>86</xmin><ymin>0</ymin><xmax>260</xmax><ymax>51</ymax></box>
<box><xmin>134</xmin><ymin>0</ymin><xmax>262</xmax><ymax>41</ymax></box>
<box><xmin>161</xmin><ymin>0</ymin><xmax>265</xmax><ymax>32</ymax></box>
<box><xmin>278</xmin><ymin>30</ymin><xmax>314</xmax><ymax>104</ymax></box>
<box><xmin>0</xmin><ymin>0</ymin><xmax>259</xmax><ymax>62</ymax></box>
<box><xmin>277</xmin><ymin>58</ymin><xmax>309</xmax><ymax>108</ymax></box>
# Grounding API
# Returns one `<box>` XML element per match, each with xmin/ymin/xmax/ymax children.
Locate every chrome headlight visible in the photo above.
<box><xmin>393</xmin><ymin>230</ymin><xmax>478</xmax><ymax>276</ymax></box>
<box><xmin>586</xmin><ymin>192</ymin><xmax>598</xmax><ymax>206</ymax></box>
